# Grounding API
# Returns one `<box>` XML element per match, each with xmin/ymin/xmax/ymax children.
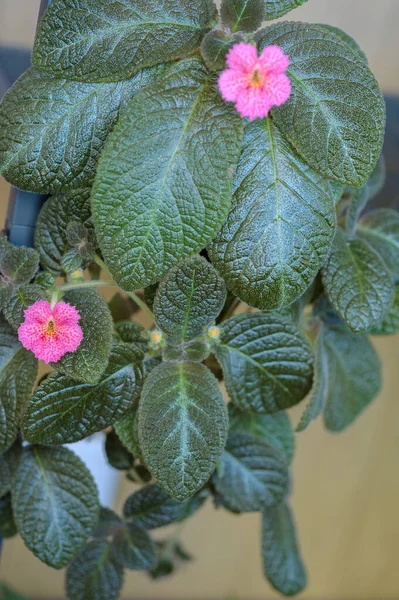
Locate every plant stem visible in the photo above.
<box><xmin>54</xmin><ymin>280</ymin><xmax>117</xmax><ymax>293</ymax></box>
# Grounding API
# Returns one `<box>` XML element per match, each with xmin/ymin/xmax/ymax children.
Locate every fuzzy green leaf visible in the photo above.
<box><xmin>113</xmin><ymin>320</ymin><xmax>147</xmax><ymax>353</ymax></box>
<box><xmin>154</xmin><ymin>256</ymin><xmax>226</xmax><ymax>346</ymax></box>
<box><xmin>316</xmin><ymin>24</ymin><xmax>368</xmax><ymax>63</ymax></box>
<box><xmin>346</xmin><ymin>156</ymin><xmax>386</xmax><ymax>233</ymax></box>
<box><xmin>370</xmin><ymin>283</ymin><xmax>399</xmax><ymax>336</ymax></box>
<box><xmin>264</xmin><ymin>0</ymin><xmax>307</xmax><ymax>19</ymax></box>
<box><xmin>215</xmin><ymin>313</ymin><xmax>313</xmax><ymax>413</ymax></box>
<box><xmin>114</xmin><ymin>409</ymin><xmax>141</xmax><ymax>460</ymax></box>
<box><xmin>138</xmin><ymin>361</ymin><xmax>228</xmax><ymax>501</ymax></box>
<box><xmin>0</xmin><ymin>65</ymin><xmax>168</xmax><ymax>193</ymax></box>
<box><xmin>322</xmin><ymin>229</ymin><xmax>394</xmax><ymax>333</ymax></box>
<box><xmin>201</xmin><ymin>30</ymin><xmax>245</xmax><ymax>71</ymax></box>
<box><xmin>23</xmin><ymin>342</ymin><xmax>144</xmax><ymax>444</ymax></box>
<box><xmin>321</xmin><ymin>325</ymin><xmax>381</xmax><ymax>431</ymax></box>
<box><xmin>357</xmin><ymin>209</ymin><xmax>399</xmax><ymax>277</ymax></box>
<box><xmin>215</xmin><ymin>431</ymin><xmax>289</xmax><ymax>512</ymax></box>
<box><xmin>0</xmin><ymin>246</ymin><xmax>39</xmax><ymax>285</ymax></box>
<box><xmin>52</xmin><ymin>288</ymin><xmax>113</xmax><ymax>383</ymax></box>
<box><xmin>229</xmin><ymin>405</ymin><xmax>294</xmax><ymax>464</ymax></box>
<box><xmin>66</xmin><ymin>540</ymin><xmax>124</xmax><ymax>600</ymax></box>
<box><xmin>255</xmin><ymin>23</ymin><xmax>385</xmax><ymax>186</ymax></box>
<box><xmin>92</xmin><ymin>58</ymin><xmax>242</xmax><ymax>291</ymax></box>
<box><xmin>112</xmin><ymin>523</ymin><xmax>156</xmax><ymax>570</ymax></box>
<box><xmin>0</xmin><ymin>317</ymin><xmax>38</xmax><ymax>453</ymax></box>
<box><xmin>33</xmin><ymin>0</ymin><xmax>217</xmax><ymax>82</ymax></box>
<box><xmin>3</xmin><ymin>284</ymin><xmax>46</xmax><ymax>329</ymax></box>
<box><xmin>262</xmin><ymin>503</ymin><xmax>307</xmax><ymax>596</ymax></box>
<box><xmin>12</xmin><ymin>446</ymin><xmax>99</xmax><ymax>568</ymax></box>
<box><xmin>209</xmin><ymin>118</ymin><xmax>335</xmax><ymax>310</ymax></box>
<box><xmin>221</xmin><ymin>0</ymin><xmax>265</xmax><ymax>32</ymax></box>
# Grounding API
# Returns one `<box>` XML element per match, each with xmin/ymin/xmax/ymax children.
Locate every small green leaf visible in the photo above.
<box><xmin>12</xmin><ymin>446</ymin><xmax>99</xmax><ymax>568</ymax></box>
<box><xmin>221</xmin><ymin>0</ymin><xmax>265</xmax><ymax>32</ymax></box>
<box><xmin>0</xmin><ymin>316</ymin><xmax>38</xmax><ymax>453</ymax></box>
<box><xmin>322</xmin><ymin>324</ymin><xmax>381</xmax><ymax>431</ymax></box>
<box><xmin>262</xmin><ymin>503</ymin><xmax>307</xmax><ymax>596</ymax></box>
<box><xmin>113</xmin><ymin>320</ymin><xmax>147</xmax><ymax>353</ymax></box>
<box><xmin>92</xmin><ymin>507</ymin><xmax>124</xmax><ymax>540</ymax></box>
<box><xmin>357</xmin><ymin>209</ymin><xmax>399</xmax><ymax>277</ymax></box>
<box><xmin>113</xmin><ymin>523</ymin><xmax>156</xmax><ymax>570</ymax></box>
<box><xmin>114</xmin><ymin>409</ymin><xmax>141</xmax><ymax>460</ymax></box>
<box><xmin>66</xmin><ymin>540</ymin><xmax>124</xmax><ymax>600</ymax></box>
<box><xmin>52</xmin><ymin>288</ymin><xmax>113</xmax><ymax>384</ymax></box>
<box><xmin>138</xmin><ymin>361</ymin><xmax>228</xmax><ymax>501</ymax></box>
<box><xmin>322</xmin><ymin>229</ymin><xmax>394</xmax><ymax>333</ymax></box>
<box><xmin>123</xmin><ymin>484</ymin><xmax>206</xmax><ymax>530</ymax></box>
<box><xmin>0</xmin><ymin>246</ymin><xmax>39</xmax><ymax>285</ymax></box>
<box><xmin>215</xmin><ymin>313</ymin><xmax>313</xmax><ymax>413</ymax></box>
<box><xmin>24</xmin><ymin>342</ymin><xmax>144</xmax><ymax>444</ymax></box>
<box><xmin>201</xmin><ymin>30</ymin><xmax>245</xmax><ymax>71</ymax></box>
<box><xmin>346</xmin><ymin>156</ymin><xmax>386</xmax><ymax>233</ymax></box>
<box><xmin>33</xmin><ymin>0</ymin><xmax>217</xmax><ymax>82</ymax></box>
<box><xmin>215</xmin><ymin>431</ymin><xmax>289</xmax><ymax>512</ymax></box>
<box><xmin>92</xmin><ymin>58</ymin><xmax>242</xmax><ymax>291</ymax></box>
<box><xmin>154</xmin><ymin>255</ymin><xmax>226</xmax><ymax>346</ymax></box>
<box><xmin>34</xmin><ymin>271</ymin><xmax>56</xmax><ymax>290</ymax></box>
<box><xmin>229</xmin><ymin>405</ymin><xmax>295</xmax><ymax>464</ymax></box>
<box><xmin>370</xmin><ymin>283</ymin><xmax>399</xmax><ymax>336</ymax></box>
<box><xmin>61</xmin><ymin>249</ymin><xmax>83</xmax><ymax>274</ymax></box>
<box><xmin>264</xmin><ymin>0</ymin><xmax>307</xmax><ymax>19</ymax></box>
<box><xmin>105</xmin><ymin>431</ymin><xmax>135</xmax><ymax>470</ymax></box>
<box><xmin>0</xmin><ymin>493</ymin><xmax>18</xmax><ymax>539</ymax></box>
<box><xmin>0</xmin><ymin>65</ymin><xmax>168</xmax><ymax>193</ymax></box>
<box><xmin>209</xmin><ymin>118</ymin><xmax>335</xmax><ymax>310</ymax></box>
<box><xmin>4</xmin><ymin>284</ymin><xmax>46</xmax><ymax>329</ymax></box>
<box><xmin>255</xmin><ymin>23</ymin><xmax>385</xmax><ymax>186</ymax></box>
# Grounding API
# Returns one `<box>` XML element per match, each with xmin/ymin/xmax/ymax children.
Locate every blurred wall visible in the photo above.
<box><xmin>1</xmin><ymin>0</ymin><xmax>399</xmax><ymax>599</ymax></box>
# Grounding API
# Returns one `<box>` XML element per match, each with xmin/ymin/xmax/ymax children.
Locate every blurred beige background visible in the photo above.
<box><xmin>1</xmin><ymin>0</ymin><xmax>399</xmax><ymax>598</ymax></box>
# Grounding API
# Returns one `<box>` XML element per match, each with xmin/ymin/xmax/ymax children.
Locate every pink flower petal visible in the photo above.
<box><xmin>23</xmin><ymin>299</ymin><xmax>52</xmax><ymax>325</ymax></box>
<box><xmin>265</xmin><ymin>73</ymin><xmax>292</xmax><ymax>107</ymax></box>
<box><xmin>226</xmin><ymin>42</ymin><xmax>258</xmax><ymax>72</ymax></box>
<box><xmin>259</xmin><ymin>45</ymin><xmax>290</xmax><ymax>75</ymax></box>
<box><xmin>219</xmin><ymin>69</ymin><xmax>249</xmax><ymax>103</ymax></box>
<box><xmin>235</xmin><ymin>88</ymin><xmax>273</xmax><ymax>121</ymax></box>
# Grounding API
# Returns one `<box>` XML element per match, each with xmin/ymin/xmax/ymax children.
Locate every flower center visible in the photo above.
<box><xmin>45</xmin><ymin>319</ymin><xmax>57</xmax><ymax>337</ymax></box>
<box><xmin>249</xmin><ymin>68</ymin><xmax>265</xmax><ymax>88</ymax></box>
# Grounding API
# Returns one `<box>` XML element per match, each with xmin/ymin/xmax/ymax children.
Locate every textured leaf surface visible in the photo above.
<box><xmin>370</xmin><ymin>284</ymin><xmax>399</xmax><ymax>336</ymax></box>
<box><xmin>346</xmin><ymin>156</ymin><xmax>386</xmax><ymax>234</ymax></box>
<box><xmin>215</xmin><ymin>431</ymin><xmax>289</xmax><ymax>512</ymax></box>
<box><xmin>229</xmin><ymin>405</ymin><xmax>294</xmax><ymax>464</ymax></box>
<box><xmin>0</xmin><ymin>317</ymin><xmax>38</xmax><ymax>453</ymax></box>
<box><xmin>215</xmin><ymin>313</ymin><xmax>313</xmax><ymax>413</ymax></box>
<box><xmin>52</xmin><ymin>288</ymin><xmax>113</xmax><ymax>383</ymax></box>
<box><xmin>35</xmin><ymin>189</ymin><xmax>91</xmax><ymax>274</ymax></box>
<box><xmin>316</xmin><ymin>24</ymin><xmax>368</xmax><ymax>62</ymax></box>
<box><xmin>113</xmin><ymin>523</ymin><xmax>155</xmax><ymax>570</ymax></box>
<box><xmin>220</xmin><ymin>0</ymin><xmax>265</xmax><ymax>32</ymax></box>
<box><xmin>113</xmin><ymin>320</ymin><xmax>147</xmax><ymax>353</ymax></box>
<box><xmin>0</xmin><ymin>246</ymin><xmax>39</xmax><ymax>285</ymax></box>
<box><xmin>357</xmin><ymin>209</ymin><xmax>399</xmax><ymax>277</ymax></box>
<box><xmin>123</xmin><ymin>484</ymin><xmax>205</xmax><ymax>530</ymax></box>
<box><xmin>23</xmin><ymin>343</ymin><xmax>144</xmax><ymax>444</ymax></box>
<box><xmin>138</xmin><ymin>362</ymin><xmax>228</xmax><ymax>501</ymax></box>
<box><xmin>33</xmin><ymin>0</ymin><xmax>217</xmax><ymax>82</ymax></box>
<box><xmin>4</xmin><ymin>284</ymin><xmax>46</xmax><ymax>329</ymax></box>
<box><xmin>262</xmin><ymin>503</ymin><xmax>307</xmax><ymax>595</ymax></box>
<box><xmin>264</xmin><ymin>0</ymin><xmax>307</xmax><ymax>19</ymax></box>
<box><xmin>0</xmin><ymin>65</ymin><xmax>167</xmax><ymax>193</ymax></box>
<box><xmin>92</xmin><ymin>58</ymin><xmax>242</xmax><ymax>291</ymax></box>
<box><xmin>209</xmin><ymin>118</ymin><xmax>335</xmax><ymax>309</ymax></box>
<box><xmin>66</xmin><ymin>540</ymin><xmax>124</xmax><ymax>600</ymax></box>
<box><xmin>12</xmin><ymin>446</ymin><xmax>99</xmax><ymax>568</ymax></box>
<box><xmin>322</xmin><ymin>229</ymin><xmax>394</xmax><ymax>333</ymax></box>
<box><xmin>255</xmin><ymin>23</ymin><xmax>385</xmax><ymax>186</ymax></box>
<box><xmin>114</xmin><ymin>409</ymin><xmax>141</xmax><ymax>460</ymax></box>
<box><xmin>322</xmin><ymin>325</ymin><xmax>381</xmax><ymax>431</ymax></box>
<box><xmin>154</xmin><ymin>256</ymin><xmax>226</xmax><ymax>346</ymax></box>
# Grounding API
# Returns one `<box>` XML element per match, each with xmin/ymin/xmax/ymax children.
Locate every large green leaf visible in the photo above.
<box><xmin>264</xmin><ymin>0</ymin><xmax>307</xmax><ymax>19</ymax></box>
<box><xmin>370</xmin><ymin>283</ymin><xmax>399</xmax><ymax>336</ymax></box>
<box><xmin>220</xmin><ymin>0</ymin><xmax>265</xmax><ymax>32</ymax></box>
<box><xmin>215</xmin><ymin>313</ymin><xmax>313</xmax><ymax>413</ymax></box>
<box><xmin>0</xmin><ymin>317</ymin><xmax>38</xmax><ymax>453</ymax></box>
<box><xmin>153</xmin><ymin>256</ymin><xmax>226</xmax><ymax>346</ymax></box>
<box><xmin>322</xmin><ymin>229</ymin><xmax>394</xmax><ymax>333</ymax></box>
<box><xmin>0</xmin><ymin>65</ymin><xmax>168</xmax><ymax>193</ymax></box>
<box><xmin>229</xmin><ymin>405</ymin><xmax>294</xmax><ymax>464</ymax></box>
<box><xmin>92</xmin><ymin>58</ymin><xmax>242</xmax><ymax>292</ymax></box>
<box><xmin>35</xmin><ymin>189</ymin><xmax>91</xmax><ymax>274</ymax></box>
<box><xmin>357</xmin><ymin>209</ymin><xmax>399</xmax><ymax>277</ymax></box>
<box><xmin>112</xmin><ymin>523</ymin><xmax>156</xmax><ymax>570</ymax></box>
<box><xmin>23</xmin><ymin>343</ymin><xmax>144</xmax><ymax>444</ymax></box>
<box><xmin>138</xmin><ymin>361</ymin><xmax>228</xmax><ymax>501</ymax></box>
<box><xmin>214</xmin><ymin>431</ymin><xmax>289</xmax><ymax>512</ymax></box>
<box><xmin>52</xmin><ymin>288</ymin><xmax>113</xmax><ymax>384</ymax></box>
<box><xmin>321</xmin><ymin>325</ymin><xmax>381</xmax><ymax>432</ymax></box>
<box><xmin>12</xmin><ymin>446</ymin><xmax>99</xmax><ymax>568</ymax></box>
<box><xmin>33</xmin><ymin>0</ymin><xmax>217</xmax><ymax>82</ymax></box>
<box><xmin>262</xmin><ymin>503</ymin><xmax>307</xmax><ymax>596</ymax></box>
<box><xmin>3</xmin><ymin>284</ymin><xmax>46</xmax><ymax>329</ymax></box>
<box><xmin>66</xmin><ymin>540</ymin><xmax>124</xmax><ymax>600</ymax></box>
<box><xmin>0</xmin><ymin>245</ymin><xmax>39</xmax><ymax>285</ymax></box>
<box><xmin>255</xmin><ymin>23</ymin><xmax>385</xmax><ymax>187</ymax></box>
<box><xmin>315</xmin><ymin>24</ymin><xmax>368</xmax><ymax>63</ymax></box>
<box><xmin>209</xmin><ymin>118</ymin><xmax>335</xmax><ymax>309</ymax></box>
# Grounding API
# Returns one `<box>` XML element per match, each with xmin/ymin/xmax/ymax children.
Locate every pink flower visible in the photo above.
<box><xmin>218</xmin><ymin>43</ymin><xmax>291</xmax><ymax>121</ymax></box>
<box><xmin>18</xmin><ymin>300</ymin><xmax>83</xmax><ymax>364</ymax></box>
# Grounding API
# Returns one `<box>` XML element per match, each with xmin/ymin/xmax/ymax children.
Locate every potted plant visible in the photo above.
<box><xmin>0</xmin><ymin>0</ymin><xmax>398</xmax><ymax>598</ymax></box>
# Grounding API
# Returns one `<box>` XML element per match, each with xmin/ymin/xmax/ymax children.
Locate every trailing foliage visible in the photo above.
<box><xmin>0</xmin><ymin>0</ymin><xmax>395</xmax><ymax>598</ymax></box>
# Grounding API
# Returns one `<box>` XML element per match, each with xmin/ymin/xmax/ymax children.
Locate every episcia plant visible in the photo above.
<box><xmin>0</xmin><ymin>0</ymin><xmax>397</xmax><ymax>597</ymax></box>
